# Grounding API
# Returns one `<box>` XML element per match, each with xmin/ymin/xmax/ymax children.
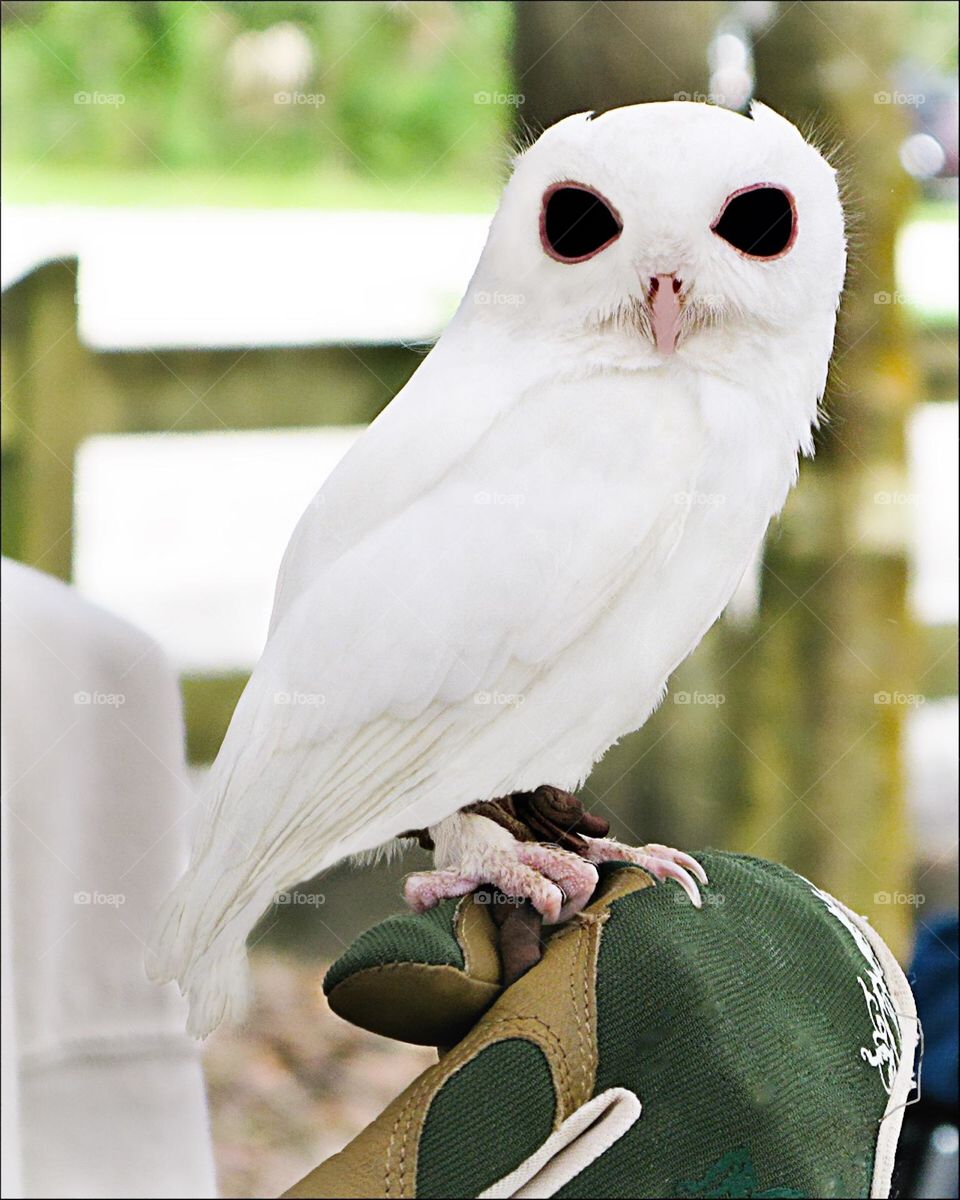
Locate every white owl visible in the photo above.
<box><xmin>150</xmin><ymin>100</ymin><xmax>846</xmax><ymax>1036</ymax></box>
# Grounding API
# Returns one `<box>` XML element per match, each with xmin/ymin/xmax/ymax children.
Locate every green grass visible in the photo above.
<box><xmin>1</xmin><ymin>162</ymin><xmax>501</xmax><ymax>212</ymax></box>
<box><xmin>6</xmin><ymin>163</ymin><xmax>954</xmax><ymax>228</ymax></box>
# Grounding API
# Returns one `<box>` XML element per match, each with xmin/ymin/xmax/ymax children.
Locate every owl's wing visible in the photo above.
<box><xmin>268</xmin><ymin>331</ymin><xmax>522</xmax><ymax>635</ymax></box>
<box><xmin>152</xmin><ymin>360</ymin><xmax>703</xmax><ymax>1036</ymax></box>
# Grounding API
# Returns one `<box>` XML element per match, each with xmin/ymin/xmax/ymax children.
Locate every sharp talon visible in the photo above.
<box><xmin>674</xmin><ymin>852</ymin><xmax>708</xmax><ymax>886</ymax></box>
<box><xmin>640</xmin><ymin>857</ymin><xmax>703</xmax><ymax>907</ymax></box>
<box><xmin>581</xmin><ymin>837</ymin><xmax>705</xmax><ymax>909</ymax></box>
<box><xmin>667</xmin><ymin>866</ymin><xmax>702</xmax><ymax>908</ymax></box>
<box><xmin>645</xmin><ymin>843</ymin><xmax>708</xmax><ymax>886</ymax></box>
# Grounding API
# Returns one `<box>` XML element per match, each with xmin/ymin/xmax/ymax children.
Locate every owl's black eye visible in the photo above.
<box><xmin>541</xmin><ymin>184</ymin><xmax>622</xmax><ymax>262</ymax></box>
<box><xmin>712</xmin><ymin>185</ymin><xmax>796</xmax><ymax>259</ymax></box>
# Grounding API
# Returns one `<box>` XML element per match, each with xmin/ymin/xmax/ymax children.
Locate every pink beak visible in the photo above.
<box><xmin>648</xmin><ymin>273</ymin><xmax>683</xmax><ymax>356</ymax></box>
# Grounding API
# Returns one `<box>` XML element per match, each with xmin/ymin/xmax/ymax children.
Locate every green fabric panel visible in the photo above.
<box><xmin>416</xmin><ymin>1038</ymin><xmax>556</xmax><ymax>1198</ymax></box>
<box><xmin>557</xmin><ymin>852</ymin><xmax>893</xmax><ymax>1199</ymax></box>
<box><xmin>323</xmin><ymin>897</ymin><xmax>464</xmax><ymax>994</ymax></box>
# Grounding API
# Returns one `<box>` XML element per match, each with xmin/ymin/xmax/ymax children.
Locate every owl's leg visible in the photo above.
<box><xmin>403</xmin><ymin>810</ymin><xmax>599</xmax><ymax>925</ymax></box>
<box><xmin>579</xmin><ymin>837</ymin><xmax>708</xmax><ymax>908</ymax></box>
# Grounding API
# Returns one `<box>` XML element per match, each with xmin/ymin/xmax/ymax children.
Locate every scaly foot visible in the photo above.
<box><xmin>403</xmin><ymin>796</ymin><xmax>708</xmax><ymax>920</ymax></box>
<box><xmin>404</xmin><ymin>811</ymin><xmax>599</xmax><ymax>924</ymax></box>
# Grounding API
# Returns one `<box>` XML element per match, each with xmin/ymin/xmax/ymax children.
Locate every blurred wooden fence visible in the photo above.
<box><xmin>0</xmin><ymin>257</ymin><xmax>419</xmax><ymax>760</ymax></box>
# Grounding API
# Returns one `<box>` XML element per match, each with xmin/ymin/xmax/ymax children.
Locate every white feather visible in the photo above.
<box><xmin>149</xmin><ymin>100</ymin><xmax>846</xmax><ymax>1036</ymax></box>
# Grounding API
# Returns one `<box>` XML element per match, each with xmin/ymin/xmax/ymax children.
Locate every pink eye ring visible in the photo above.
<box><xmin>711</xmin><ymin>183</ymin><xmax>797</xmax><ymax>259</ymax></box>
<box><xmin>540</xmin><ymin>182</ymin><xmax>623</xmax><ymax>263</ymax></box>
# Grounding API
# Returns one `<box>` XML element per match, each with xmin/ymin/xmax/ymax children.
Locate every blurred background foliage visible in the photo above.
<box><xmin>3</xmin><ymin>0</ymin><xmax>513</xmax><ymax>208</ymax></box>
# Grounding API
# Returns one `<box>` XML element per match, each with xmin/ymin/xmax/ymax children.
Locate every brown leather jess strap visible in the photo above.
<box><xmin>466</xmin><ymin>785</ymin><xmax>610</xmax><ymax>852</ymax></box>
<box><xmin>398</xmin><ymin>785</ymin><xmax>609</xmax><ymax>853</ymax></box>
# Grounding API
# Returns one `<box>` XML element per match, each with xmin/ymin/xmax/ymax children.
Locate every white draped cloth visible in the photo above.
<box><xmin>1</xmin><ymin>559</ymin><xmax>217</xmax><ymax>1198</ymax></box>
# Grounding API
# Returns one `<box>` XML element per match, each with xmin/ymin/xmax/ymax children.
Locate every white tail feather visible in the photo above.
<box><xmin>146</xmin><ymin>869</ymin><xmax>197</xmax><ymax>985</ymax></box>
<box><xmin>181</xmin><ymin>931</ymin><xmax>252</xmax><ymax>1038</ymax></box>
<box><xmin>147</xmin><ymin>862</ymin><xmax>258</xmax><ymax>1038</ymax></box>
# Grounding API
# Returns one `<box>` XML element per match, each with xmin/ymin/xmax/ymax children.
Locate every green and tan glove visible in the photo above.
<box><xmin>284</xmin><ymin>853</ymin><xmax>918</xmax><ymax>1200</ymax></box>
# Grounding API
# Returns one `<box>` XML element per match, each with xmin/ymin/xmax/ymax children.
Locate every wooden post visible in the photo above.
<box><xmin>514</xmin><ymin>1</ymin><xmax>717</xmax><ymax>130</ymax></box>
<box><xmin>1</xmin><ymin>261</ymin><xmax>104</xmax><ymax>582</ymax></box>
<box><xmin>733</xmin><ymin>0</ymin><xmax>921</xmax><ymax>956</ymax></box>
